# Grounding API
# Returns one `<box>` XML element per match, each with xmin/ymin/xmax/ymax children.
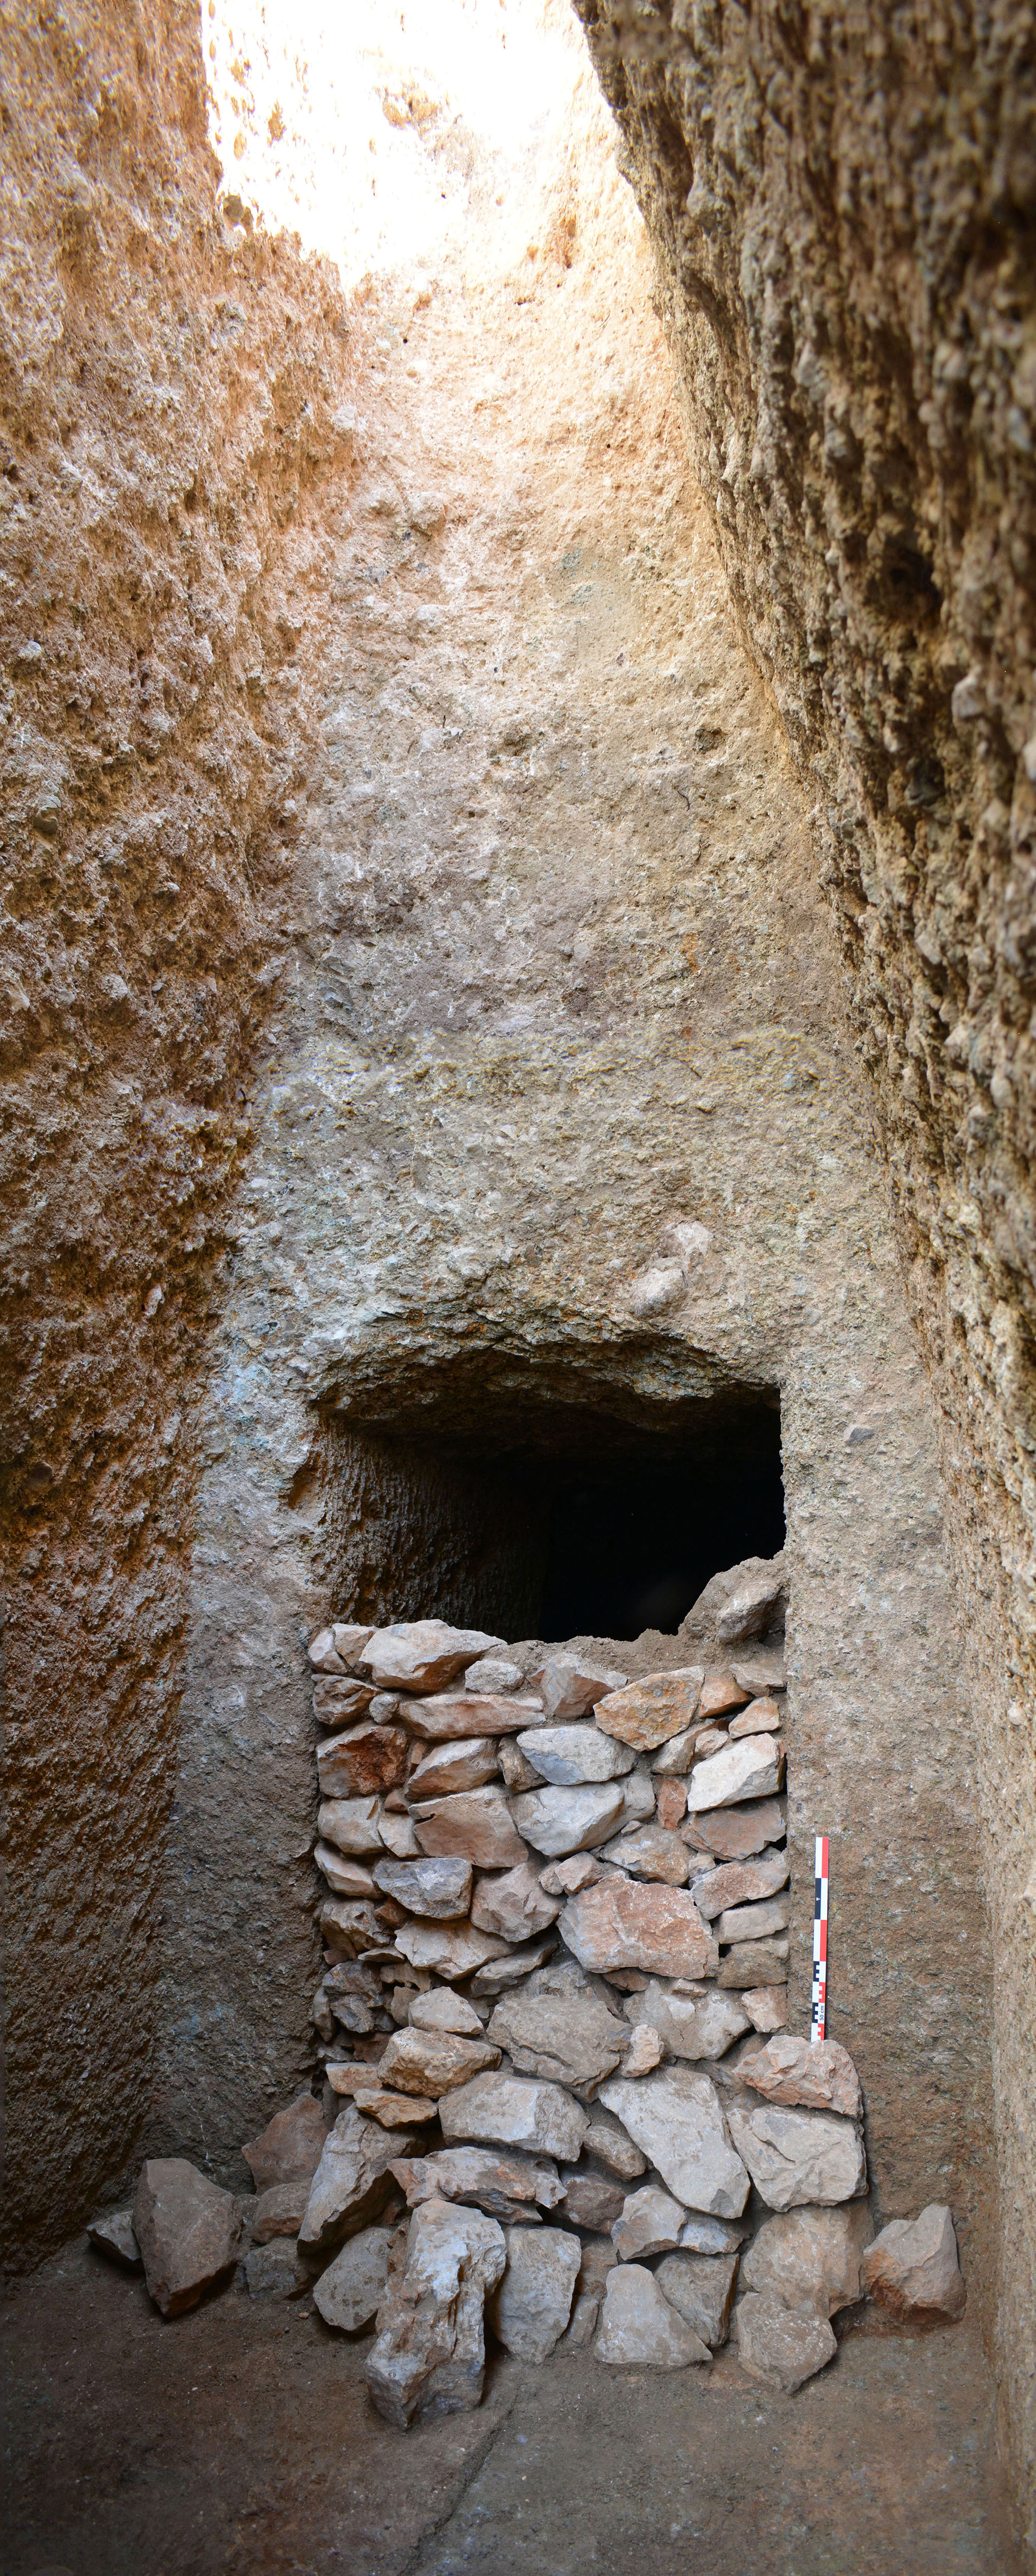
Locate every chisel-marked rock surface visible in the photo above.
<box><xmin>389</xmin><ymin>2146</ymin><xmax>564</xmax><ymax>2223</ymax></box>
<box><xmin>440</xmin><ymin>2069</ymin><xmax>589</xmax><ymax>2163</ymax></box>
<box><xmin>861</xmin><ymin>2205</ymin><xmax>966</xmax><ymax>2322</ymax></box>
<box><xmin>726</xmin><ymin>2103</ymin><xmax>866</xmax><ymax>2211</ymax></box>
<box><xmin>365</xmin><ymin>2197</ymin><xmax>506</xmax><ymax>2426</ymax></box>
<box><xmin>655</xmin><ymin>2250</ymin><xmax>739</xmax><ymax>2348</ymax></box>
<box><xmin>313</xmin><ymin>2224</ymin><xmax>392</xmax><ymax>2332</ymax></box>
<box><xmin>133</xmin><ymin>2159</ymin><xmax>242</xmax><ymax>2318</ymax></box>
<box><xmin>735</xmin><ymin>2290</ymin><xmax>838</xmax><ymax>2391</ymax></box>
<box><xmin>561</xmin><ymin>1875</ymin><xmax>719</xmax><ymax>1980</ymax></box>
<box><xmin>487</xmin><ymin>2223</ymin><xmax>581</xmax><ymax>2360</ymax></box>
<box><xmin>595</xmin><ymin>2263</ymin><xmax>711</xmax><ymax>2367</ymax></box>
<box><xmin>600</xmin><ymin>2069</ymin><xmax>750</xmax><ymax>2217</ymax></box>
<box><xmin>741</xmin><ymin>2203</ymin><xmax>874</xmax><ymax>2316</ymax></box>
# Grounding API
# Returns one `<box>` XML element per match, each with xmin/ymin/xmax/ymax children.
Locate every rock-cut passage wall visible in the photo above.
<box><xmin>574</xmin><ymin>0</ymin><xmax>1036</xmax><ymax>2549</ymax></box>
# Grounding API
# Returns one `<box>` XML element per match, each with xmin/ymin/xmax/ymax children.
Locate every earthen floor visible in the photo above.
<box><xmin>3</xmin><ymin>2244</ymin><xmax>1017</xmax><ymax>2576</ymax></box>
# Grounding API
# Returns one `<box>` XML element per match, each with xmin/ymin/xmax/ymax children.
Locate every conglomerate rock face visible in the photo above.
<box><xmin>573</xmin><ymin>0</ymin><xmax>1036</xmax><ymax>2541</ymax></box>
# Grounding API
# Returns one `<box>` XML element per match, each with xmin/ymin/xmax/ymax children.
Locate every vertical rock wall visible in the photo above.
<box><xmin>572</xmin><ymin>2</ymin><xmax>1036</xmax><ymax>2546</ymax></box>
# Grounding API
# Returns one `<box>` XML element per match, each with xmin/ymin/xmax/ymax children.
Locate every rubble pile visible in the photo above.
<box><xmin>88</xmin><ymin>1555</ymin><xmax>966</xmax><ymax>2413</ymax></box>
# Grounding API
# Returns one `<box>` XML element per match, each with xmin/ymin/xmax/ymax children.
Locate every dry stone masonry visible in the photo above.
<box><xmin>88</xmin><ymin>1552</ymin><xmax>966</xmax><ymax>2410</ymax></box>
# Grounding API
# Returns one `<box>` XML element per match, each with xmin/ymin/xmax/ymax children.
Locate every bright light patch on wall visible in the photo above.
<box><xmin>202</xmin><ymin>0</ymin><xmax>587</xmax><ymax>286</ymax></box>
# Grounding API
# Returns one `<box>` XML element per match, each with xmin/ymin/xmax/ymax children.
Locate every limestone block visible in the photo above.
<box><xmin>413</xmin><ymin>1788</ymin><xmax>528</xmax><ymax>1870</ymax></box>
<box><xmin>390</xmin><ymin>2146</ymin><xmax>565</xmax><ymax>2223</ymax></box>
<box><xmin>327</xmin><ymin>2072</ymin><xmax>441</xmax><ymax>2129</ymax></box>
<box><xmin>470</xmin><ymin>1933</ymin><xmax>559</xmax><ymax>1992</ymax></box>
<box><xmin>693</xmin><ymin>1851</ymin><xmax>790</xmax><ymax>1919</ymax></box>
<box><xmin>359</xmin><ymin>1623</ymin><xmax>507</xmax><ymax>1694</ymax></box>
<box><xmin>726</xmin><ymin>2102</ymin><xmax>866</xmax><ymax>2210</ymax></box>
<box><xmin>742</xmin><ymin>1984</ymin><xmax>789</xmax><ymax>2032</ymax></box>
<box><xmin>861</xmin><ymin>2205</ymin><xmax>966</xmax><ymax>2321</ymax></box>
<box><xmin>685</xmin><ymin>1735</ymin><xmax>785</xmax><ymax>1812</ymax></box>
<box><xmin>682</xmin><ymin>1797</ymin><xmax>787</xmax><ymax>1860</ymax></box>
<box><xmin>315</xmin><ymin>1842</ymin><xmax>376</xmax><ymax>1898</ymax></box>
<box><xmin>313</xmin><ymin>2224</ymin><xmax>392</xmax><ymax>2332</ymax></box>
<box><xmin>580</xmin><ymin>2105</ymin><xmax>648</xmax><ymax>2180</ymax></box>
<box><xmin>317</xmin><ymin>1722</ymin><xmax>409</xmax><ymax>1798</ymax></box>
<box><xmin>612</xmin><ymin>2182</ymin><xmax>686</xmax><ymax>2261</ymax></box>
<box><xmin>499</xmin><ymin>1736</ymin><xmax>545</xmax><ymax>1791</ymax></box>
<box><xmin>539</xmin><ymin>1851</ymin><xmax>602</xmax><ymax>1896</ymax></box>
<box><xmin>594</xmin><ymin>1669</ymin><xmax>705</xmax><ymax>1751</ymax></box>
<box><xmin>249</xmin><ymin>2181</ymin><xmax>312</xmax><ymax>2243</ymax></box>
<box><xmin>716</xmin><ymin>1566</ymin><xmax>787</xmax><ymax>1643</ymax></box>
<box><xmin>371</xmin><ymin>1856</ymin><xmax>473</xmax><ymax>1919</ymax></box>
<box><xmin>299</xmin><ymin>2106</ymin><xmax>421</xmax><ymax>2256</ymax></box>
<box><xmin>655</xmin><ymin>1777</ymin><xmax>688</xmax><ymax>1826</ymax></box>
<box><xmin>309</xmin><ymin>1623</ymin><xmax>375</xmax><ymax>1674</ymax></box>
<box><xmin>532</xmin><ymin>1656</ymin><xmax>628</xmax><ymax>1719</ymax></box>
<box><xmin>679</xmin><ymin>2212</ymin><xmax>749</xmax><ymax>2254</ymax></box>
<box><xmin>133</xmin><ymin>2159</ymin><xmax>242</xmax><ymax>2318</ymax></box>
<box><xmin>318</xmin><ymin>1794</ymin><xmax>385</xmax><ymax>1856</ymax></box>
<box><xmin>487</xmin><ymin>1984</ymin><xmax>626</xmax><ymax>2098</ymax></box>
<box><xmin>393</xmin><ymin>1920</ymin><xmax>512</xmax><ymax>1980</ymax></box>
<box><xmin>377</xmin><ymin>1809</ymin><xmax>421</xmax><ymax>1859</ymax></box>
<box><xmin>734</xmin><ymin>2291</ymin><xmax>837</xmax><ymax>2390</ymax></box>
<box><xmin>599</xmin><ymin>2068</ymin><xmax>749</xmax><ymax>2217</ymax></box>
<box><xmin>511</xmin><ymin>1782</ymin><xmax>626</xmax><ymax>1855</ymax></box>
<box><xmin>733</xmin><ymin>2034</ymin><xmax>862</xmax><ymax>2119</ymax></box>
<box><xmin>87</xmin><ymin>2206</ymin><xmax>141</xmax><ymax>2269</ymax></box>
<box><xmin>320</xmin><ymin>1898</ymin><xmax>390</xmax><ymax>1954</ymax></box>
<box><xmin>377</xmin><ymin>2027</ymin><xmax>501</xmax><ymax>2097</ymax></box>
<box><xmin>741</xmin><ymin>2203</ymin><xmax>875</xmax><ymax>2315</ymax></box>
<box><xmin>470</xmin><ymin>1858</ymin><xmax>560</xmax><ymax>1940</ymax></box>
<box><xmin>440</xmin><ymin>2067</ymin><xmax>589</xmax><ymax>2162</ymax></box>
<box><xmin>602</xmin><ymin>1822</ymin><xmax>691</xmax><ymax>1884</ymax></box>
<box><xmin>623</xmin><ymin>2023</ymin><xmax>665</xmax><ymax>2075</ymax></box>
<box><xmin>365</xmin><ymin>2197</ymin><xmax>507</xmax><ymax>2425</ymax></box>
<box><xmin>560</xmin><ymin>1876</ymin><xmax>719</xmax><ymax>1980</ymax></box>
<box><xmin>728</xmin><ymin>1697</ymin><xmax>784</xmax><ymax>1738</ymax></box>
<box><xmin>408</xmin><ymin>1739</ymin><xmax>501</xmax><ymax>1797</ymax></box>
<box><xmin>312</xmin><ymin>1678</ymin><xmax>377</xmax><ymax>1728</ymax></box>
<box><xmin>616</xmin><ymin>1763</ymin><xmax>657</xmax><ymax>1828</ymax></box>
<box><xmin>655</xmin><ymin>2250</ymin><xmax>739</xmax><ymax>2348</ymax></box>
<box><xmin>517</xmin><ymin>1723</ymin><xmax>636</xmax><ymax>1784</ymax></box>
<box><xmin>628</xmin><ymin>1981</ymin><xmax>750</xmax><ymax>2061</ymax></box>
<box><xmin>409</xmin><ymin>1988</ymin><xmax>484</xmax><ymax>2036</ymax></box>
<box><xmin>716</xmin><ymin>1893</ymin><xmax>791</xmax><ymax>1942</ymax></box>
<box><xmin>488</xmin><ymin>2223</ymin><xmax>581</xmax><ymax>2360</ymax></box>
<box><xmin>243</xmin><ymin>2240</ymin><xmax>311</xmax><ymax>2300</ymax></box>
<box><xmin>697</xmin><ymin>1675</ymin><xmax>751</xmax><ymax>1718</ymax></box>
<box><xmin>717</xmin><ymin>1939</ymin><xmax>789</xmax><ymax>1988</ymax></box>
<box><xmin>464</xmin><ymin>1658</ymin><xmax>525</xmax><ymax>1692</ymax></box>
<box><xmin>594</xmin><ymin>2264</ymin><xmax>710</xmax><ymax>2367</ymax></box>
<box><xmin>557</xmin><ymin>2168</ymin><xmax>625</xmax><ymax>2230</ymax></box>
<box><xmin>403</xmin><ymin>1692</ymin><xmax>545</xmax><ymax>1740</ymax></box>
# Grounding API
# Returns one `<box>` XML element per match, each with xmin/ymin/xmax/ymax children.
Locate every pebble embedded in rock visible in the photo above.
<box><xmin>861</xmin><ymin>2203</ymin><xmax>966</xmax><ymax>2321</ymax></box>
<box><xmin>686</xmin><ymin>1734</ymin><xmax>785</xmax><ymax>1812</ymax></box>
<box><xmin>510</xmin><ymin>1781</ymin><xmax>626</xmax><ymax>1856</ymax></box>
<box><xmin>741</xmin><ymin>2201</ymin><xmax>874</xmax><ymax>2315</ymax></box>
<box><xmin>312</xmin><ymin>2223</ymin><xmax>392</xmax><ymax>2332</ymax></box>
<box><xmin>517</xmin><ymin>1723</ymin><xmax>637</xmax><ymax>1784</ymax></box>
<box><xmin>412</xmin><ymin>1788</ymin><xmax>528</xmax><ymax>1871</ymax></box>
<box><xmin>371</xmin><ymin>1855</ymin><xmax>473</xmax><ymax>1919</ymax></box>
<box><xmin>86</xmin><ymin>2206</ymin><xmax>142</xmax><ymax>2270</ymax></box>
<box><xmin>360</xmin><ymin>1623</ymin><xmax>508</xmax><ymax>1695</ymax></box>
<box><xmin>407</xmin><ymin>1738</ymin><xmax>501</xmax><ymax>1797</ymax></box>
<box><xmin>733</xmin><ymin>2033</ymin><xmax>862</xmax><ymax>2119</ymax></box>
<box><xmin>735</xmin><ymin>2290</ymin><xmax>837</xmax><ymax>2390</ymax></box>
<box><xmin>594</xmin><ymin>1669</ymin><xmax>705</xmax><ymax>1751</ymax></box>
<box><xmin>655</xmin><ymin>2249</ymin><xmax>739</xmax><ymax>2348</ymax></box>
<box><xmin>317</xmin><ymin>1722</ymin><xmax>410</xmax><ymax>1799</ymax></box>
<box><xmin>365</xmin><ymin>2196</ymin><xmax>507</xmax><ymax>2426</ymax></box>
<box><xmin>133</xmin><ymin>2158</ymin><xmax>243</xmax><ymax>2318</ymax></box>
<box><xmin>560</xmin><ymin>1875</ymin><xmax>719</xmax><ymax>1980</ymax></box>
<box><xmin>599</xmin><ymin>2067</ymin><xmax>750</xmax><ymax>2217</ymax></box>
<box><xmin>488</xmin><ymin>2222</ymin><xmax>582</xmax><ymax>2360</ymax></box>
<box><xmin>378</xmin><ymin>2025</ymin><xmax>501</xmax><ymax>2096</ymax></box>
<box><xmin>440</xmin><ymin>2067</ymin><xmax>590</xmax><ymax>2162</ymax></box>
<box><xmin>611</xmin><ymin>2181</ymin><xmax>687</xmax><ymax>2261</ymax></box>
<box><xmin>725</xmin><ymin>2101</ymin><xmax>866</xmax><ymax>2210</ymax></box>
<box><xmin>594</xmin><ymin>2262</ymin><xmax>711</xmax><ymax>2367</ymax></box>
<box><xmin>470</xmin><ymin>1857</ymin><xmax>560</xmax><ymax>1940</ymax></box>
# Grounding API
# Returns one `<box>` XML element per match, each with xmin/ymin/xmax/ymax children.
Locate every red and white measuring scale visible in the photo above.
<box><xmin>810</xmin><ymin>1834</ymin><xmax>829</xmax><ymax>2042</ymax></box>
